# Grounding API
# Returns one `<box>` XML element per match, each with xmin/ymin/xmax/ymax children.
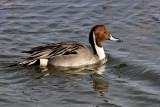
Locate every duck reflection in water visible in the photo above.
<box><xmin>28</xmin><ymin>57</ymin><xmax>110</xmax><ymax>102</ymax></box>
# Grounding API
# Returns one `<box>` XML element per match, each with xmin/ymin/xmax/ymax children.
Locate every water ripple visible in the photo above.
<box><xmin>0</xmin><ymin>0</ymin><xmax>160</xmax><ymax>107</ymax></box>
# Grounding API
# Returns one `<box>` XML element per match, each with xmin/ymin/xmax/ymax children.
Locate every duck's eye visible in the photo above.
<box><xmin>104</xmin><ymin>31</ymin><xmax>106</xmax><ymax>33</ymax></box>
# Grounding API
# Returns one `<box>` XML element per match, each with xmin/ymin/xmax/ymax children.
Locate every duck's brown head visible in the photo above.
<box><xmin>89</xmin><ymin>25</ymin><xmax>122</xmax><ymax>54</ymax></box>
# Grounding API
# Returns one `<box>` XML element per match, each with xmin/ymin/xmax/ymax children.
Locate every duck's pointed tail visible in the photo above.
<box><xmin>7</xmin><ymin>63</ymin><xmax>20</xmax><ymax>67</ymax></box>
<box><xmin>7</xmin><ymin>59</ymin><xmax>39</xmax><ymax>67</ymax></box>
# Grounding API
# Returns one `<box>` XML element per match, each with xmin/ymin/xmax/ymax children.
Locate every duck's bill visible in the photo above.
<box><xmin>109</xmin><ymin>34</ymin><xmax>123</xmax><ymax>42</ymax></box>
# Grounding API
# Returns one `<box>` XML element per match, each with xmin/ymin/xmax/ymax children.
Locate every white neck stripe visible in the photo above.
<box><xmin>93</xmin><ymin>32</ymin><xmax>106</xmax><ymax>60</ymax></box>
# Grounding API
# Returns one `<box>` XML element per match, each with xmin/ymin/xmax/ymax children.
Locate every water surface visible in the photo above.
<box><xmin>0</xmin><ymin>0</ymin><xmax>160</xmax><ymax>107</ymax></box>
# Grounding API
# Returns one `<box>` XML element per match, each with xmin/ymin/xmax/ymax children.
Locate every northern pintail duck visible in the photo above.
<box><xmin>17</xmin><ymin>25</ymin><xmax>122</xmax><ymax>67</ymax></box>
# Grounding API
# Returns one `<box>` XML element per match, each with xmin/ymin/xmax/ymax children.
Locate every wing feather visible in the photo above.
<box><xmin>22</xmin><ymin>42</ymin><xmax>84</xmax><ymax>61</ymax></box>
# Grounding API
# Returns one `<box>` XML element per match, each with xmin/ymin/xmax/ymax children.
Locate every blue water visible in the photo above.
<box><xmin>0</xmin><ymin>0</ymin><xmax>160</xmax><ymax>107</ymax></box>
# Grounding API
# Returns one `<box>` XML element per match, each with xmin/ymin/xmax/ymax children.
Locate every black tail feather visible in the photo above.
<box><xmin>3</xmin><ymin>63</ymin><xmax>20</xmax><ymax>68</ymax></box>
<box><xmin>5</xmin><ymin>59</ymin><xmax>39</xmax><ymax>68</ymax></box>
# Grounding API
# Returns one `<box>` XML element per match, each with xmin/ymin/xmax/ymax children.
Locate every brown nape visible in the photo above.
<box><xmin>94</xmin><ymin>25</ymin><xmax>110</xmax><ymax>47</ymax></box>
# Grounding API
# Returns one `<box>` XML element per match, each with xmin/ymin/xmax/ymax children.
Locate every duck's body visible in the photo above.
<box><xmin>21</xmin><ymin>42</ymin><xmax>99</xmax><ymax>67</ymax></box>
<box><xmin>17</xmin><ymin>25</ymin><xmax>122</xmax><ymax>67</ymax></box>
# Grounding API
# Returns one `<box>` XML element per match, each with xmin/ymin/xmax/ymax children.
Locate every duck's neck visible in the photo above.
<box><xmin>93</xmin><ymin>33</ymin><xmax>106</xmax><ymax>60</ymax></box>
